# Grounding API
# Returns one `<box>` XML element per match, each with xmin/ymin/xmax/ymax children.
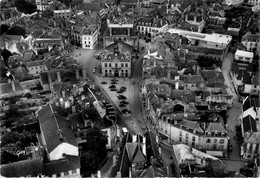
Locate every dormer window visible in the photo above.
<box><xmin>207</xmin><ymin>132</ymin><xmax>211</xmax><ymax>136</ymax></box>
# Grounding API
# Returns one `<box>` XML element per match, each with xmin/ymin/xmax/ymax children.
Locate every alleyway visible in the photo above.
<box><xmin>221</xmin><ymin>52</ymin><xmax>245</xmax><ymax>172</ymax></box>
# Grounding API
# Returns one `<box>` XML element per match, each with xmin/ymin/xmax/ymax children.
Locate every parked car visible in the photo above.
<box><xmin>119</xmin><ymin>103</ymin><xmax>126</xmax><ymax>107</ymax></box>
<box><xmin>117</xmin><ymin>95</ymin><xmax>127</xmax><ymax>100</ymax></box>
<box><xmin>117</xmin><ymin>89</ymin><xmax>124</xmax><ymax>93</ymax></box>
<box><xmin>120</xmin><ymin>86</ymin><xmax>127</xmax><ymax>91</ymax></box>
<box><xmin>122</xmin><ymin>109</ymin><xmax>131</xmax><ymax>114</ymax></box>
<box><xmin>111</xmin><ymin>78</ymin><xmax>118</xmax><ymax>82</ymax></box>
<box><xmin>120</xmin><ymin>100</ymin><xmax>128</xmax><ymax>105</ymax></box>
<box><xmin>110</xmin><ymin>88</ymin><xmax>117</xmax><ymax>91</ymax></box>
<box><xmin>111</xmin><ymin>81</ymin><xmax>117</xmax><ymax>84</ymax></box>
<box><xmin>101</xmin><ymin>81</ymin><xmax>107</xmax><ymax>84</ymax></box>
<box><xmin>109</xmin><ymin>85</ymin><xmax>116</xmax><ymax>89</ymax></box>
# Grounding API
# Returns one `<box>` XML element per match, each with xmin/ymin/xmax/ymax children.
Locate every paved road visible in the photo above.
<box><xmin>222</xmin><ymin>52</ymin><xmax>238</xmax><ymax>100</ymax></box>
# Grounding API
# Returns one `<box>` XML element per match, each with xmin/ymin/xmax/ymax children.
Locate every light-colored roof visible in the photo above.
<box><xmin>167</xmin><ymin>28</ymin><xmax>232</xmax><ymax>47</ymax></box>
<box><xmin>206</xmin><ymin>122</ymin><xmax>227</xmax><ymax>133</ymax></box>
<box><xmin>235</xmin><ymin>50</ymin><xmax>254</xmax><ymax>58</ymax></box>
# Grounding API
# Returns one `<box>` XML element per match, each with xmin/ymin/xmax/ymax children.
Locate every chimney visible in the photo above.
<box><xmin>11</xmin><ymin>82</ymin><xmax>16</xmax><ymax>92</ymax></box>
<box><xmin>175</xmin><ymin>81</ymin><xmax>179</xmax><ymax>90</ymax></box>
<box><xmin>132</xmin><ymin>135</ymin><xmax>137</xmax><ymax>142</ymax></box>
<box><xmin>57</xmin><ymin>71</ymin><xmax>61</xmax><ymax>83</ymax></box>
<box><xmin>76</xmin><ymin>69</ymin><xmax>79</xmax><ymax>79</ymax></box>
<box><xmin>142</xmin><ymin>137</ymin><xmax>146</xmax><ymax>156</ymax></box>
<box><xmin>62</xmin><ymin>90</ymin><xmax>66</xmax><ymax>98</ymax></box>
<box><xmin>153</xmin><ymin>60</ymin><xmax>156</xmax><ymax>67</ymax></box>
<box><xmin>113</xmin><ymin>155</ymin><xmax>117</xmax><ymax>165</ymax></box>
<box><xmin>97</xmin><ymin>171</ymin><xmax>101</xmax><ymax>178</ymax></box>
<box><xmin>167</xmin><ymin>70</ymin><xmax>171</xmax><ymax>79</ymax></box>
<box><xmin>82</xmin><ymin>68</ymin><xmax>87</xmax><ymax>79</ymax></box>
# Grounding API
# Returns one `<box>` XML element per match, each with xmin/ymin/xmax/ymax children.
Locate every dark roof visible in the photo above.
<box><xmin>43</xmin><ymin>155</ymin><xmax>80</xmax><ymax>176</ymax></box>
<box><xmin>181</xmin><ymin>75</ymin><xmax>203</xmax><ymax>84</ymax></box>
<box><xmin>242</xmin><ymin>115</ymin><xmax>257</xmax><ymax>133</ymax></box>
<box><xmin>144</xmin><ymin>130</ymin><xmax>162</xmax><ymax>166</ymax></box>
<box><xmin>38</xmin><ymin>103</ymin><xmax>78</xmax><ymax>153</ymax></box>
<box><xmin>237</xmin><ymin>69</ymin><xmax>251</xmax><ymax>84</ymax></box>
<box><xmin>205</xmin><ymin>122</ymin><xmax>227</xmax><ymax>133</ymax></box>
<box><xmin>0</xmin><ymin>159</ymin><xmax>43</xmax><ymax>177</ymax></box>
<box><xmin>79</xmin><ymin>3</ymin><xmax>103</xmax><ymax>11</ymax></box>
<box><xmin>102</xmin><ymin>51</ymin><xmax>131</xmax><ymax>62</ymax></box>
<box><xmin>178</xmin><ymin>120</ymin><xmax>204</xmax><ymax>133</ymax></box>
<box><xmin>120</xmin><ymin>0</ymin><xmax>139</xmax><ymax>4</ymax></box>
<box><xmin>243</xmin><ymin>96</ymin><xmax>252</xmax><ymax>111</ymax></box>
<box><xmin>171</xmin><ymin>89</ymin><xmax>195</xmax><ymax>102</ymax></box>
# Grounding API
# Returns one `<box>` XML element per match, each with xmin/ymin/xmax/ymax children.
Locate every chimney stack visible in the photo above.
<box><xmin>142</xmin><ymin>137</ymin><xmax>146</xmax><ymax>156</ymax></box>
<box><xmin>76</xmin><ymin>69</ymin><xmax>79</xmax><ymax>79</ymax></box>
<box><xmin>11</xmin><ymin>82</ymin><xmax>16</xmax><ymax>92</ymax></box>
<box><xmin>175</xmin><ymin>81</ymin><xmax>179</xmax><ymax>90</ymax></box>
<box><xmin>82</xmin><ymin>68</ymin><xmax>87</xmax><ymax>79</ymax></box>
<box><xmin>132</xmin><ymin>135</ymin><xmax>137</xmax><ymax>142</ymax></box>
<box><xmin>57</xmin><ymin>71</ymin><xmax>61</xmax><ymax>83</ymax></box>
<box><xmin>167</xmin><ymin>70</ymin><xmax>171</xmax><ymax>79</ymax></box>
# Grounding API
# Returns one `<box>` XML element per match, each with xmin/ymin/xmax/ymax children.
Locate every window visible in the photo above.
<box><xmin>121</xmin><ymin>63</ymin><xmax>124</xmax><ymax>67</ymax></box>
<box><xmin>109</xmin><ymin>63</ymin><xmax>111</xmax><ymax>67</ymax></box>
<box><xmin>207</xmin><ymin>139</ymin><xmax>211</xmax><ymax>143</ymax></box>
<box><xmin>219</xmin><ymin>139</ymin><xmax>224</xmax><ymax>144</ymax></box>
<box><xmin>179</xmin><ymin>137</ymin><xmax>182</xmax><ymax>142</ymax></box>
<box><xmin>72</xmin><ymin>170</ymin><xmax>77</xmax><ymax>174</ymax></box>
<box><xmin>214</xmin><ymin>139</ymin><xmax>217</xmax><ymax>143</ymax></box>
<box><xmin>192</xmin><ymin>136</ymin><xmax>195</xmax><ymax>141</ymax></box>
<box><xmin>185</xmin><ymin>133</ymin><xmax>189</xmax><ymax>138</ymax></box>
<box><xmin>115</xmin><ymin>63</ymin><xmax>118</xmax><ymax>68</ymax></box>
<box><xmin>105</xmin><ymin>63</ymin><xmax>107</xmax><ymax>67</ymax></box>
<box><xmin>179</xmin><ymin>131</ymin><xmax>182</xmax><ymax>137</ymax></box>
<box><xmin>125</xmin><ymin>63</ymin><xmax>128</xmax><ymax>68</ymax></box>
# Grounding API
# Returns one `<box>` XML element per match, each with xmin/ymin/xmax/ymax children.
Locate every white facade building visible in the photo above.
<box><xmin>53</xmin><ymin>9</ymin><xmax>72</xmax><ymax>20</ymax></box>
<box><xmin>167</xmin><ymin>28</ymin><xmax>232</xmax><ymax>51</ymax></box>
<box><xmin>26</xmin><ymin>60</ymin><xmax>47</xmax><ymax>75</ymax></box>
<box><xmin>225</xmin><ymin>0</ymin><xmax>244</xmax><ymax>6</ymax></box>
<box><xmin>235</xmin><ymin>50</ymin><xmax>254</xmax><ymax>63</ymax></box>
<box><xmin>137</xmin><ymin>17</ymin><xmax>169</xmax><ymax>37</ymax></box>
<box><xmin>248</xmin><ymin>0</ymin><xmax>260</xmax><ymax>5</ymax></box>
<box><xmin>35</xmin><ymin>0</ymin><xmax>50</xmax><ymax>11</ymax></box>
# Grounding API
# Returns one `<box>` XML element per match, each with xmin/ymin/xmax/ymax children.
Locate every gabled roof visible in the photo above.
<box><xmin>181</xmin><ymin>75</ymin><xmax>203</xmax><ymax>85</ymax></box>
<box><xmin>26</xmin><ymin>60</ymin><xmax>44</xmax><ymax>67</ymax></box>
<box><xmin>171</xmin><ymin>89</ymin><xmax>195</xmax><ymax>102</ymax></box>
<box><xmin>205</xmin><ymin>122</ymin><xmax>227</xmax><ymax>133</ymax></box>
<box><xmin>178</xmin><ymin>120</ymin><xmax>204</xmax><ymax>133</ymax></box>
<box><xmin>132</xmin><ymin>146</ymin><xmax>146</xmax><ymax>163</ymax></box>
<box><xmin>37</xmin><ymin>103</ymin><xmax>78</xmax><ymax>153</ymax></box>
<box><xmin>144</xmin><ymin>130</ymin><xmax>162</xmax><ymax>166</ymax></box>
<box><xmin>43</xmin><ymin>155</ymin><xmax>80</xmax><ymax>176</ymax></box>
<box><xmin>102</xmin><ymin>51</ymin><xmax>131</xmax><ymax>62</ymax></box>
<box><xmin>79</xmin><ymin>3</ymin><xmax>104</xmax><ymax>11</ymax></box>
<box><xmin>242</xmin><ymin>115</ymin><xmax>257</xmax><ymax>133</ymax></box>
<box><xmin>125</xmin><ymin>142</ymin><xmax>139</xmax><ymax>162</ymax></box>
<box><xmin>0</xmin><ymin>159</ymin><xmax>43</xmax><ymax>177</ymax></box>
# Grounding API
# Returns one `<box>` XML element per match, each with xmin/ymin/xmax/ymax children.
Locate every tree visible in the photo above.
<box><xmin>80</xmin><ymin>127</ymin><xmax>108</xmax><ymax>176</ymax></box>
<box><xmin>1</xmin><ymin>49</ymin><xmax>12</xmax><ymax>67</ymax></box>
<box><xmin>0</xmin><ymin>24</ymin><xmax>10</xmax><ymax>35</ymax></box>
<box><xmin>15</xmin><ymin>0</ymin><xmax>37</xmax><ymax>14</ymax></box>
<box><xmin>7</xmin><ymin>26</ymin><xmax>26</xmax><ymax>36</ymax></box>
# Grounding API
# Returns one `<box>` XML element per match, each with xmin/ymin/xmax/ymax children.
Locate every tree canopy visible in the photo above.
<box><xmin>7</xmin><ymin>26</ymin><xmax>26</xmax><ymax>36</ymax></box>
<box><xmin>15</xmin><ymin>0</ymin><xmax>37</xmax><ymax>14</ymax></box>
<box><xmin>0</xmin><ymin>24</ymin><xmax>10</xmax><ymax>35</ymax></box>
<box><xmin>80</xmin><ymin>127</ymin><xmax>107</xmax><ymax>176</ymax></box>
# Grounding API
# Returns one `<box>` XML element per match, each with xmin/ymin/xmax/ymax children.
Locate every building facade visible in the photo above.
<box><xmin>53</xmin><ymin>9</ymin><xmax>72</xmax><ymax>20</ymax></box>
<box><xmin>235</xmin><ymin>50</ymin><xmax>254</xmax><ymax>63</ymax></box>
<box><xmin>101</xmin><ymin>45</ymin><xmax>131</xmax><ymax>77</ymax></box>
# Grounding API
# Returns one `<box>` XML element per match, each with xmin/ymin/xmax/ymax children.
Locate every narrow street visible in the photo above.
<box><xmin>221</xmin><ymin>52</ymin><xmax>245</xmax><ymax>172</ymax></box>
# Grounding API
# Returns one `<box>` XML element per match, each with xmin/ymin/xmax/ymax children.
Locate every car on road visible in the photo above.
<box><xmin>109</xmin><ymin>85</ymin><xmax>116</xmax><ymax>89</ymax></box>
<box><xmin>120</xmin><ymin>100</ymin><xmax>128</xmax><ymax>105</ymax></box>
<box><xmin>111</xmin><ymin>81</ymin><xmax>117</xmax><ymax>84</ymax></box>
<box><xmin>117</xmin><ymin>95</ymin><xmax>127</xmax><ymax>100</ymax></box>
<box><xmin>110</xmin><ymin>88</ymin><xmax>117</xmax><ymax>91</ymax></box>
<box><xmin>101</xmin><ymin>81</ymin><xmax>107</xmax><ymax>84</ymax></box>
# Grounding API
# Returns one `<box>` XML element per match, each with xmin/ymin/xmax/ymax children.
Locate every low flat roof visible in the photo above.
<box><xmin>235</xmin><ymin>50</ymin><xmax>254</xmax><ymax>58</ymax></box>
<box><xmin>167</xmin><ymin>28</ymin><xmax>232</xmax><ymax>45</ymax></box>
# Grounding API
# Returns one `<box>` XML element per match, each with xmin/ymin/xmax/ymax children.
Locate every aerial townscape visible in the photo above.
<box><xmin>0</xmin><ymin>0</ymin><xmax>260</xmax><ymax>177</ymax></box>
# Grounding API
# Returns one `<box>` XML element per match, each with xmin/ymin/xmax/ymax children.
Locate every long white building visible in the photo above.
<box><xmin>167</xmin><ymin>28</ymin><xmax>232</xmax><ymax>52</ymax></box>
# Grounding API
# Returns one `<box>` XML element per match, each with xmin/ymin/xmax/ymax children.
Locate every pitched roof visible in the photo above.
<box><xmin>181</xmin><ymin>75</ymin><xmax>203</xmax><ymax>84</ymax></box>
<box><xmin>102</xmin><ymin>52</ymin><xmax>131</xmax><ymax>62</ymax></box>
<box><xmin>132</xmin><ymin>146</ymin><xmax>146</xmax><ymax>163</ymax></box>
<box><xmin>37</xmin><ymin>103</ymin><xmax>78</xmax><ymax>153</ymax></box>
<box><xmin>242</xmin><ymin>115</ymin><xmax>257</xmax><ymax>133</ymax></box>
<box><xmin>26</xmin><ymin>60</ymin><xmax>44</xmax><ymax>67</ymax></box>
<box><xmin>43</xmin><ymin>155</ymin><xmax>80</xmax><ymax>176</ymax></box>
<box><xmin>246</xmin><ymin>132</ymin><xmax>260</xmax><ymax>144</ymax></box>
<box><xmin>125</xmin><ymin>142</ymin><xmax>139</xmax><ymax>162</ymax></box>
<box><xmin>0</xmin><ymin>159</ymin><xmax>43</xmax><ymax>177</ymax></box>
<box><xmin>205</xmin><ymin>122</ymin><xmax>227</xmax><ymax>133</ymax></box>
<box><xmin>178</xmin><ymin>120</ymin><xmax>203</xmax><ymax>133</ymax></box>
<box><xmin>171</xmin><ymin>89</ymin><xmax>195</xmax><ymax>102</ymax></box>
<box><xmin>144</xmin><ymin>130</ymin><xmax>162</xmax><ymax>166</ymax></box>
<box><xmin>0</xmin><ymin>81</ymin><xmax>23</xmax><ymax>95</ymax></box>
<box><xmin>79</xmin><ymin>3</ymin><xmax>103</xmax><ymax>11</ymax></box>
